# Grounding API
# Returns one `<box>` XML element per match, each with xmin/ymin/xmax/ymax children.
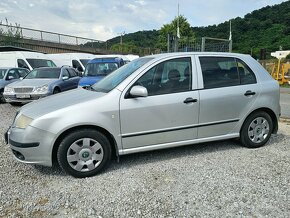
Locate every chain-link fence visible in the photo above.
<box><xmin>167</xmin><ymin>36</ymin><xmax>232</xmax><ymax>53</ymax></box>
<box><xmin>0</xmin><ymin>23</ymin><xmax>105</xmax><ymax>49</ymax></box>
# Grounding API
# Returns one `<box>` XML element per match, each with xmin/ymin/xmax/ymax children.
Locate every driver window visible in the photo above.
<box><xmin>7</xmin><ymin>70</ymin><xmax>20</xmax><ymax>79</ymax></box>
<box><xmin>134</xmin><ymin>57</ymin><xmax>192</xmax><ymax>96</ymax></box>
<box><xmin>62</xmin><ymin>69</ymin><xmax>70</xmax><ymax>78</ymax></box>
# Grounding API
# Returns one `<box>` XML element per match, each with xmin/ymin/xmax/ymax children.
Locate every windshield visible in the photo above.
<box><xmin>0</xmin><ymin>69</ymin><xmax>7</xmax><ymax>79</ymax></box>
<box><xmin>84</xmin><ymin>62</ymin><xmax>119</xmax><ymax>77</ymax></box>
<box><xmin>92</xmin><ymin>57</ymin><xmax>153</xmax><ymax>93</ymax></box>
<box><xmin>80</xmin><ymin>59</ymin><xmax>90</xmax><ymax>67</ymax></box>
<box><xmin>25</xmin><ymin>68</ymin><xmax>60</xmax><ymax>79</ymax></box>
<box><xmin>26</xmin><ymin>59</ymin><xmax>56</xmax><ymax>69</ymax></box>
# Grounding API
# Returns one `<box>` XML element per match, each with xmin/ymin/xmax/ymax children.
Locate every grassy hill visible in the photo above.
<box><xmin>107</xmin><ymin>1</ymin><xmax>290</xmax><ymax>58</ymax></box>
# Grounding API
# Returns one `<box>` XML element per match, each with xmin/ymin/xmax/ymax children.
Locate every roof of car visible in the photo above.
<box><xmin>88</xmin><ymin>57</ymin><xmax>123</xmax><ymax>64</ymax></box>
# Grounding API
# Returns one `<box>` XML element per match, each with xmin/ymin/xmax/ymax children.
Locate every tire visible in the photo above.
<box><xmin>57</xmin><ymin>129</ymin><xmax>112</xmax><ymax>178</ymax></box>
<box><xmin>240</xmin><ymin>111</ymin><xmax>273</xmax><ymax>148</ymax></box>
<box><xmin>53</xmin><ymin>88</ymin><xmax>61</xmax><ymax>94</ymax></box>
<box><xmin>0</xmin><ymin>90</ymin><xmax>5</xmax><ymax>103</ymax></box>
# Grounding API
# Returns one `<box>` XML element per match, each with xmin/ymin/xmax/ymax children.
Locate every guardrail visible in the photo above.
<box><xmin>0</xmin><ymin>23</ymin><xmax>105</xmax><ymax>48</ymax></box>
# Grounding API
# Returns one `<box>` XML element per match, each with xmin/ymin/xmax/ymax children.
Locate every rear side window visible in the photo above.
<box><xmin>237</xmin><ymin>60</ymin><xmax>256</xmax><ymax>85</ymax></box>
<box><xmin>68</xmin><ymin>68</ymin><xmax>77</xmax><ymax>77</ymax></box>
<box><xmin>199</xmin><ymin>57</ymin><xmax>256</xmax><ymax>89</ymax></box>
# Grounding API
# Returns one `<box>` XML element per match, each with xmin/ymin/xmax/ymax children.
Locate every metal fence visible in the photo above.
<box><xmin>167</xmin><ymin>37</ymin><xmax>232</xmax><ymax>53</ymax></box>
<box><xmin>0</xmin><ymin>23</ymin><xmax>105</xmax><ymax>48</ymax></box>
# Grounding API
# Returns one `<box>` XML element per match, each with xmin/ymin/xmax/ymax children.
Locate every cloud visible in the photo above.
<box><xmin>0</xmin><ymin>0</ymin><xmax>287</xmax><ymax>40</ymax></box>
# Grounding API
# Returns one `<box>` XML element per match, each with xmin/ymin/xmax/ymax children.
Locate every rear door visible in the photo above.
<box><xmin>120</xmin><ymin>56</ymin><xmax>200</xmax><ymax>149</ymax></box>
<box><xmin>196</xmin><ymin>55</ymin><xmax>260</xmax><ymax>138</ymax></box>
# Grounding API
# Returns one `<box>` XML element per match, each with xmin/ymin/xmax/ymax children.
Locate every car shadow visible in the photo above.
<box><xmin>32</xmin><ymin>133</ymin><xmax>286</xmax><ymax>177</ymax></box>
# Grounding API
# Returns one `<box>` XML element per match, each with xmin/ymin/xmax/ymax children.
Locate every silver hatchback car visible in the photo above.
<box><xmin>5</xmin><ymin>52</ymin><xmax>280</xmax><ymax>178</ymax></box>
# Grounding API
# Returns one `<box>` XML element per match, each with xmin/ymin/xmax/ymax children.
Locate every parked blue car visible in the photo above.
<box><xmin>0</xmin><ymin>67</ymin><xmax>30</xmax><ymax>102</ymax></box>
<box><xmin>3</xmin><ymin>67</ymin><xmax>80</xmax><ymax>104</ymax></box>
<box><xmin>78</xmin><ymin>57</ymin><xmax>125</xmax><ymax>88</ymax></box>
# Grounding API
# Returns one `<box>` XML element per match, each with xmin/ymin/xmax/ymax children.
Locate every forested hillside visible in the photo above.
<box><xmin>107</xmin><ymin>1</ymin><xmax>290</xmax><ymax>58</ymax></box>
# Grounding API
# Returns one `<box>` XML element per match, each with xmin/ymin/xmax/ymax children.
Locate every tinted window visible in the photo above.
<box><xmin>0</xmin><ymin>69</ymin><xmax>7</xmax><ymax>79</ymax></box>
<box><xmin>237</xmin><ymin>60</ymin><xmax>257</xmax><ymax>84</ymax></box>
<box><xmin>62</xmin><ymin>69</ymin><xmax>70</xmax><ymax>78</ymax></box>
<box><xmin>68</xmin><ymin>68</ymin><xmax>77</xmax><ymax>77</ymax></box>
<box><xmin>200</xmin><ymin>57</ymin><xmax>240</xmax><ymax>89</ymax></box>
<box><xmin>7</xmin><ymin>69</ymin><xmax>20</xmax><ymax>79</ymax></box>
<box><xmin>26</xmin><ymin>59</ymin><xmax>56</xmax><ymax>68</ymax></box>
<box><xmin>134</xmin><ymin>57</ymin><xmax>192</xmax><ymax>96</ymax></box>
<box><xmin>18</xmin><ymin>69</ymin><xmax>29</xmax><ymax>77</ymax></box>
<box><xmin>17</xmin><ymin>59</ymin><xmax>30</xmax><ymax>69</ymax></box>
<box><xmin>72</xmin><ymin>60</ymin><xmax>82</xmax><ymax>69</ymax></box>
<box><xmin>92</xmin><ymin>57</ymin><xmax>153</xmax><ymax>93</ymax></box>
<box><xmin>25</xmin><ymin>68</ymin><xmax>60</xmax><ymax>79</ymax></box>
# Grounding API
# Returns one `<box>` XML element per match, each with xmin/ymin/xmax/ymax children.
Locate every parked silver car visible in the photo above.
<box><xmin>5</xmin><ymin>52</ymin><xmax>280</xmax><ymax>177</ymax></box>
<box><xmin>3</xmin><ymin>67</ymin><xmax>80</xmax><ymax>104</ymax></box>
<box><xmin>0</xmin><ymin>68</ymin><xmax>29</xmax><ymax>102</ymax></box>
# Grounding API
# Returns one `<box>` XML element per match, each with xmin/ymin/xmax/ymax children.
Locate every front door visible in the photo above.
<box><xmin>119</xmin><ymin>56</ymin><xmax>200</xmax><ymax>149</ymax></box>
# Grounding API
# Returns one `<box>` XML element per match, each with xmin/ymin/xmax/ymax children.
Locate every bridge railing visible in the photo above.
<box><xmin>0</xmin><ymin>23</ymin><xmax>105</xmax><ymax>48</ymax></box>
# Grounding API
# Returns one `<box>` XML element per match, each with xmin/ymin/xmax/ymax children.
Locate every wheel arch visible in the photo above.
<box><xmin>52</xmin><ymin>125</ymin><xmax>119</xmax><ymax>165</ymax></box>
<box><xmin>53</xmin><ymin>86</ymin><xmax>61</xmax><ymax>92</ymax></box>
<box><xmin>242</xmin><ymin>107</ymin><xmax>278</xmax><ymax>134</ymax></box>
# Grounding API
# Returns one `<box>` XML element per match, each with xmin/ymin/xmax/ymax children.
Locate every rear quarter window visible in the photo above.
<box><xmin>199</xmin><ymin>56</ymin><xmax>257</xmax><ymax>89</ymax></box>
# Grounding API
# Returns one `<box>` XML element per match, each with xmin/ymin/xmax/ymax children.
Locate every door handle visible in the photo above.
<box><xmin>244</xmin><ymin>90</ymin><xmax>256</xmax><ymax>96</ymax></box>
<box><xmin>183</xmin><ymin>97</ymin><xmax>198</xmax><ymax>104</ymax></box>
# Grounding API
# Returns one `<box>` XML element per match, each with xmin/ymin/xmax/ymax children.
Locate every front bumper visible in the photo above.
<box><xmin>5</xmin><ymin>125</ymin><xmax>56</xmax><ymax>167</ymax></box>
<box><xmin>4</xmin><ymin>93</ymin><xmax>50</xmax><ymax>103</ymax></box>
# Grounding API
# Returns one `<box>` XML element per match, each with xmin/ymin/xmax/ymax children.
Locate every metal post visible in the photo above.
<box><xmin>76</xmin><ymin>37</ymin><xmax>78</xmax><ymax>45</ymax></box>
<box><xmin>58</xmin><ymin>34</ymin><xmax>61</xmax><ymax>43</ymax></box>
<box><xmin>167</xmin><ymin>33</ymin><xmax>170</xmax><ymax>53</ymax></box>
<box><xmin>201</xmin><ymin>37</ymin><xmax>205</xmax><ymax>52</ymax></box>
<box><xmin>229</xmin><ymin>40</ymin><xmax>233</xmax><ymax>53</ymax></box>
<box><xmin>40</xmin><ymin>31</ymin><xmax>43</xmax><ymax>41</ymax></box>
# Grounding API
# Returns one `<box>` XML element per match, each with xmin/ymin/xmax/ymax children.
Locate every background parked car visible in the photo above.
<box><xmin>78</xmin><ymin>57</ymin><xmax>125</xmax><ymax>88</ymax></box>
<box><xmin>0</xmin><ymin>67</ymin><xmax>30</xmax><ymax>102</ymax></box>
<box><xmin>3</xmin><ymin>66</ymin><xmax>80</xmax><ymax>104</ymax></box>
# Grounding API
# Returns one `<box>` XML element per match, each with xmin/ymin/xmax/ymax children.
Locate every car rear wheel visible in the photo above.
<box><xmin>240</xmin><ymin>111</ymin><xmax>273</xmax><ymax>148</ymax></box>
<box><xmin>0</xmin><ymin>90</ymin><xmax>5</xmax><ymax>103</ymax></box>
<box><xmin>57</xmin><ymin>129</ymin><xmax>111</xmax><ymax>178</ymax></box>
<box><xmin>53</xmin><ymin>88</ymin><xmax>61</xmax><ymax>94</ymax></box>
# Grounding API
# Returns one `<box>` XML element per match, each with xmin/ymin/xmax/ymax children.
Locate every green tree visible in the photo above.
<box><xmin>158</xmin><ymin>15</ymin><xmax>195</xmax><ymax>51</ymax></box>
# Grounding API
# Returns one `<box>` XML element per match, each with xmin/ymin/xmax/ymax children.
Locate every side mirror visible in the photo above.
<box><xmin>129</xmin><ymin>85</ymin><xmax>148</xmax><ymax>98</ymax></box>
<box><xmin>20</xmin><ymin>77</ymin><xmax>23</xmax><ymax>80</ymax></box>
<box><xmin>8</xmin><ymin>76</ymin><xmax>15</xmax><ymax>80</ymax></box>
<box><xmin>62</xmin><ymin>76</ymin><xmax>69</xmax><ymax>80</ymax></box>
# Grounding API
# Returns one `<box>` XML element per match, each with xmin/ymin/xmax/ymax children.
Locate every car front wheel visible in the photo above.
<box><xmin>240</xmin><ymin>111</ymin><xmax>273</xmax><ymax>148</ymax></box>
<box><xmin>57</xmin><ymin>129</ymin><xmax>112</xmax><ymax>178</ymax></box>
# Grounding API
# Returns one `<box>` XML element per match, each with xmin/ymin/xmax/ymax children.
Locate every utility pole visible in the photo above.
<box><xmin>176</xmin><ymin>1</ymin><xmax>180</xmax><ymax>52</ymax></box>
<box><xmin>229</xmin><ymin>20</ymin><xmax>232</xmax><ymax>52</ymax></box>
<box><xmin>119</xmin><ymin>31</ymin><xmax>125</xmax><ymax>53</ymax></box>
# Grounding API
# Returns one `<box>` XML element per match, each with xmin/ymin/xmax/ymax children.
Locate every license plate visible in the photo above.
<box><xmin>16</xmin><ymin>94</ymin><xmax>31</xmax><ymax>99</ymax></box>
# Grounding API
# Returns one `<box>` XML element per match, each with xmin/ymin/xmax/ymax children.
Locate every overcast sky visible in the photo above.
<box><xmin>0</xmin><ymin>0</ymin><xmax>286</xmax><ymax>41</ymax></box>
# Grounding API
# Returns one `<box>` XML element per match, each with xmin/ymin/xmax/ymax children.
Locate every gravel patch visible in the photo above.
<box><xmin>0</xmin><ymin>103</ymin><xmax>289</xmax><ymax>217</ymax></box>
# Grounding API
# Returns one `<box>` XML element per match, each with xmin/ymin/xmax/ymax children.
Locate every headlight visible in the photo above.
<box><xmin>14</xmin><ymin>114</ymin><xmax>33</xmax><ymax>129</ymax></box>
<box><xmin>34</xmin><ymin>85</ymin><xmax>48</xmax><ymax>94</ymax></box>
<box><xmin>4</xmin><ymin>86</ymin><xmax>14</xmax><ymax>94</ymax></box>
